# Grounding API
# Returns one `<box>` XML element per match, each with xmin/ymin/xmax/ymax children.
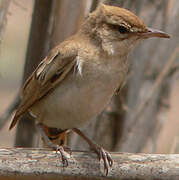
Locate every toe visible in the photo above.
<box><xmin>92</xmin><ymin>145</ymin><xmax>113</xmax><ymax>175</ymax></box>
<box><xmin>56</xmin><ymin>145</ymin><xmax>70</xmax><ymax>167</ymax></box>
<box><xmin>101</xmin><ymin>149</ymin><xmax>110</xmax><ymax>176</ymax></box>
<box><xmin>106</xmin><ymin>152</ymin><xmax>113</xmax><ymax>167</ymax></box>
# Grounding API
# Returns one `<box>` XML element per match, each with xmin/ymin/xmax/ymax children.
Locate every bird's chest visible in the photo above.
<box><xmin>71</xmin><ymin>57</ymin><xmax>128</xmax><ymax>103</ymax></box>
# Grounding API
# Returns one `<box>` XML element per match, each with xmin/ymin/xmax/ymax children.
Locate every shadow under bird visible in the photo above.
<box><xmin>9</xmin><ymin>3</ymin><xmax>170</xmax><ymax>175</ymax></box>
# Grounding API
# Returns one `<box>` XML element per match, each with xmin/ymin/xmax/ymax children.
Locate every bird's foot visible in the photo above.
<box><xmin>36</xmin><ymin>123</ymin><xmax>70</xmax><ymax>167</ymax></box>
<box><xmin>53</xmin><ymin>144</ymin><xmax>70</xmax><ymax>167</ymax></box>
<box><xmin>72</xmin><ymin>128</ymin><xmax>113</xmax><ymax>176</ymax></box>
<box><xmin>91</xmin><ymin>144</ymin><xmax>113</xmax><ymax>176</ymax></box>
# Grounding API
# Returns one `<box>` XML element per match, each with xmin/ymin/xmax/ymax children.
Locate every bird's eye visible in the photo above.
<box><xmin>117</xmin><ymin>25</ymin><xmax>129</xmax><ymax>34</ymax></box>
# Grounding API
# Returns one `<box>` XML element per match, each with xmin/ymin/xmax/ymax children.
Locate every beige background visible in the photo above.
<box><xmin>0</xmin><ymin>0</ymin><xmax>178</xmax><ymax>153</ymax></box>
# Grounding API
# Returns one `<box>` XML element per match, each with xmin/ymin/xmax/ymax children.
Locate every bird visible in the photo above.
<box><xmin>9</xmin><ymin>3</ymin><xmax>170</xmax><ymax>175</ymax></box>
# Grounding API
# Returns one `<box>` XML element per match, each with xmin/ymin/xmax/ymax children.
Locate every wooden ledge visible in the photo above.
<box><xmin>0</xmin><ymin>148</ymin><xmax>178</xmax><ymax>179</ymax></box>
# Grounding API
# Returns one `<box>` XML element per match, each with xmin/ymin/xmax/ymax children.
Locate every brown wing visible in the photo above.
<box><xmin>9</xmin><ymin>46</ymin><xmax>77</xmax><ymax>130</ymax></box>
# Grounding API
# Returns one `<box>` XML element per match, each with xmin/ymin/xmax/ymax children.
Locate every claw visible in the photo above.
<box><xmin>102</xmin><ymin>150</ymin><xmax>110</xmax><ymax>176</ymax></box>
<box><xmin>71</xmin><ymin>128</ymin><xmax>113</xmax><ymax>176</ymax></box>
<box><xmin>55</xmin><ymin>145</ymin><xmax>69</xmax><ymax>167</ymax></box>
<box><xmin>36</xmin><ymin>123</ymin><xmax>70</xmax><ymax>167</ymax></box>
<box><xmin>106</xmin><ymin>152</ymin><xmax>113</xmax><ymax>167</ymax></box>
<box><xmin>61</xmin><ymin>154</ymin><xmax>68</xmax><ymax>167</ymax></box>
<box><xmin>93</xmin><ymin>145</ymin><xmax>113</xmax><ymax>176</ymax></box>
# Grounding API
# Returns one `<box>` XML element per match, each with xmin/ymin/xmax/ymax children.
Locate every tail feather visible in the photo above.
<box><xmin>9</xmin><ymin>113</ymin><xmax>21</xmax><ymax>130</ymax></box>
<box><xmin>9</xmin><ymin>100</ymin><xmax>34</xmax><ymax>130</ymax></box>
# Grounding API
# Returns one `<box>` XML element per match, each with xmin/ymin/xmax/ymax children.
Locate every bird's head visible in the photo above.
<box><xmin>82</xmin><ymin>3</ymin><xmax>170</xmax><ymax>56</ymax></box>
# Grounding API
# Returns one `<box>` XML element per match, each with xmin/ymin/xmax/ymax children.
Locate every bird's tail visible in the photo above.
<box><xmin>9</xmin><ymin>111</ymin><xmax>21</xmax><ymax>130</ymax></box>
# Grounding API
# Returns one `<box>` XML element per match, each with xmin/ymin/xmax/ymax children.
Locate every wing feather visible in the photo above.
<box><xmin>9</xmin><ymin>47</ymin><xmax>77</xmax><ymax>130</ymax></box>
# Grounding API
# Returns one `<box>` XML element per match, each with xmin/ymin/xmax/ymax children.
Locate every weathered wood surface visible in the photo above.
<box><xmin>0</xmin><ymin>148</ymin><xmax>178</xmax><ymax>180</ymax></box>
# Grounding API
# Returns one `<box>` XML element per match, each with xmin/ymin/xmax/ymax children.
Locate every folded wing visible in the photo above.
<box><xmin>9</xmin><ymin>46</ymin><xmax>77</xmax><ymax>130</ymax></box>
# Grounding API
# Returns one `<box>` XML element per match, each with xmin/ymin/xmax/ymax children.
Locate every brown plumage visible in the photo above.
<box><xmin>9</xmin><ymin>3</ymin><xmax>170</xmax><ymax>175</ymax></box>
<box><xmin>9</xmin><ymin>40</ymin><xmax>77</xmax><ymax>130</ymax></box>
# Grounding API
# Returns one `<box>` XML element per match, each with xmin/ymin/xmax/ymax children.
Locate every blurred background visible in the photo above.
<box><xmin>0</xmin><ymin>0</ymin><xmax>178</xmax><ymax>154</ymax></box>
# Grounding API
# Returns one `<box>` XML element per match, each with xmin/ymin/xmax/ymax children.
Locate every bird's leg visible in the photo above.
<box><xmin>72</xmin><ymin>128</ymin><xmax>113</xmax><ymax>175</ymax></box>
<box><xmin>55</xmin><ymin>131</ymin><xmax>72</xmax><ymax>155</ymax></box>
<box><xmin>42</xmin><ymin>125</ymin><xmax>71</xmax><ymax>154</ymax></box>
<box><xmin>36</xmin><ymin>123</ymin><xmax>70</xmax><ymax>166</ymax></box>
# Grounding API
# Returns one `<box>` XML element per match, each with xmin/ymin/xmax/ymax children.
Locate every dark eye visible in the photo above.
<box><xmin>117</xmin><ymin>25</ymin><xmax>129</xmax><ymax>34</ymax></box>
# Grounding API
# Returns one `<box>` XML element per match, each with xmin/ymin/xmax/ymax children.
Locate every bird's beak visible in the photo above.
<box><xmin>140</xmin><ymin>28</ymin><xmax>170</xmax><ymax>39</ymax></box>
